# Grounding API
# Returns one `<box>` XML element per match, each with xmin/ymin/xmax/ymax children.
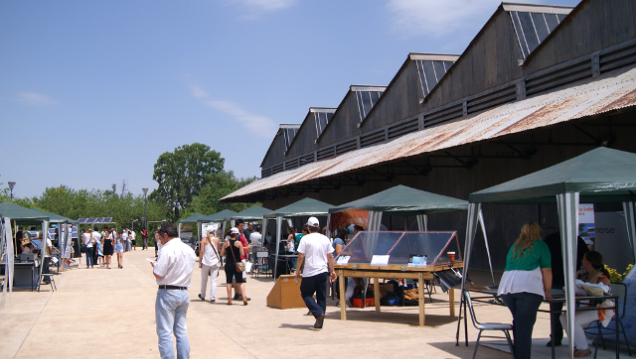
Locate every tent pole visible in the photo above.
<box><xmin>557</xmin><ymin>192</ymin><xmax>579</xmax><ymax>359</ymax></box>
<box><xmin>478</xmin><ymin>210</ymin><xmax>496</xmax><ymax>287</ymax></box>
<box><xmin>274</xmin><ymin>216</ymin><xmax>281</xmax><ymax>280</ymax></box>
<box><xmin>622</xmin><ymin>201</ymin><xmax>636</xmax><ymax>263</ymax></box>
<box><xmin>37</xmin><ymin>220</ymin><xmax>49</xmax><ymax>292</ymax></box>
<box><xmin>456</xmin><ymin>203</ymin><xmax>480</xmax><ymax>346</ymax></box>
<box><xmin>423</xmin><ymin>214</ymin><xmax>428</xmax><ymax>231</ymax></box>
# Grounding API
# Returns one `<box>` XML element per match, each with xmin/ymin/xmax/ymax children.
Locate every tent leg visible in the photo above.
<box><xmin>478</xmin><ymin>210</ymin><xmax>496</xmax><ymax>287</ymax></box>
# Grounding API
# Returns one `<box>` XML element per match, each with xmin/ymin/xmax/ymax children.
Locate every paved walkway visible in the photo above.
<box><xmin>0</xmin><ymin>249</ymin><xmax>620</xmax><ymax>358</ymax></box>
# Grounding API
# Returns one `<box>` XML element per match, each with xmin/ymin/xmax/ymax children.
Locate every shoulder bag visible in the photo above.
<box><xmin>229</xmin><ymin>240</ymin><xmax>245</xmax><ymax>272</ymax></box>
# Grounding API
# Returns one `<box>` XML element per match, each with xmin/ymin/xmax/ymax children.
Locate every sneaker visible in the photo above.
<box><xmin>198</xmin><ymin>294</ymin><xmax>205</xmax><ymax>301</ymax></box>
<box><xmin>313</xmin><ymin>313</ymin><xmax>325</xmax><ymax>329</ymax></box>
<box><xmin>210</xmin><ymin>299</ymin><xmax>215</xmax><ymax>303</ymax></box>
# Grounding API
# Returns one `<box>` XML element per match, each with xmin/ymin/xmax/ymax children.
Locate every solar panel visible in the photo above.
<box><xmin>78</xmin><ymin>218</ymin><xmax>88</xmax><ymax>223</ymax></box>
<box><xmin>103</xmin><ymin>217</ymin><xmax>112</xmax><ymax>223</ymax></box>
<box><xmin>87</xmin><ymin>218</ymin><xmax>96</xmax><ymax>223</ymax></box>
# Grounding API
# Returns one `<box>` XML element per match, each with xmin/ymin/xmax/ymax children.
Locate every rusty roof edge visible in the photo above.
<box><xmin>226</xmin><ymin>66</ymin><xmax>636</xmax><ymax>202</ymax></box>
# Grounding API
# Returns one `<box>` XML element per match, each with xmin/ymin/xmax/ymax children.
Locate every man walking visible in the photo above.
<box><xmin>151</xmin><ymin>222</ymin><xmax>196</xmax><ymax>359</ymax></box>
<box><xmin>294</xmin><ymin>217</ymin><xmax>336</xmax><ymax>329</ymax></box>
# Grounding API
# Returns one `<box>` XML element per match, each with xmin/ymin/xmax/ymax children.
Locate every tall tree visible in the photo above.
<box><xmin>151</xmin><ymin>143</ymin><xmax>224</xmax><ymax>221</ymax></box>
<box><xmin>186</xmin><ymin>171</ymin><xmax>259</xmax><ymax>216</ymax></box>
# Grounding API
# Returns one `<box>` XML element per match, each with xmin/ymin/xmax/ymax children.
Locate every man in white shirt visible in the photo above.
<box><xmin>151</xmin><ymin>222</ymin><xmax>196</xmax><ymax>359</ymax></box>
<box><xmin>130</xmin><ymin>229</ymin><xmax>137</xmax><ymax>250</ymax></box>
<box><xmin>91</xmin><ymin>229</ymin><xmax>101</xmax><ymax>268</ymax></box>
<box><xmin>83</xmin><ymin>229</ymin><xmax>94</xmax><ymax>268</ymax></box>
<box><xmin>295</xmin><ymin>217</ymin><xmax>336</xmax><ymax>329</ymax></box>
<box><xmin>122</xmin><ymin>228</ymin><xmax>129</xmax><ymax>252</ymax></box>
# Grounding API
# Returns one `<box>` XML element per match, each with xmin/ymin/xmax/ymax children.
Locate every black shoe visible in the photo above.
<box><xmin>233</xmin><ymin>294</ymin><xmax>241</xmax><ymax>300</ymax></box>
<box><xmin>314</xmin><ymin>313</ymin><xmax>325</xmax><ymax>329</ymax></box>
<box><xmin>546</xmin><ymin>340</ymin><xmax>562</xmax><ymax>347</ymax></box>
<box><xmin>198</xmin><ymin>294</ymin><xmax>205</xmax><ymax>301</ymax></box>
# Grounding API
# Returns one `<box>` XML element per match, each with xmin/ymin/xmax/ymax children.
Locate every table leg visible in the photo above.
<box><xmin>374</xmin><ymin>277</ymin><xmax>381</xmax><ymax>313</ymax></box>
<box><xmin>449</xmin><ymin>287</ymin><xmax>455</xmax><ymax>317</ymax></box>
<box><xmin>339</xmin><ymin>270</ymin><xmax>346</xmax><ymax>321</ymax></box>
<box><xmin>418</xmin><ymin>273</ymin><xmax>425</xmax><ymax>327</ymax></box>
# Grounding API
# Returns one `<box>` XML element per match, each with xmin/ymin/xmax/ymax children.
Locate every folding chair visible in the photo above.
<box><xmin>252</xmin><ymin>251</ymin><xmax>270</xmax><ymax>278</ymax></box>
<box><xmin>39</xmin><ymin>274</ymin><xmax>57</xmax><ymax>292</ymax></box>
<box><xmin>585</xmin><ymin>282</ymin><xmax>632</xmax><ymax>358</ymax></box>
<box><xmin>464</xmin><ymin>291</ymin><xmax>515</xmax><ymax>359</ymax></box>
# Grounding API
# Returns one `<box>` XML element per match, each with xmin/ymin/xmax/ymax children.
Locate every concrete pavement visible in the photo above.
<box><xmin>0</xmin><ymin>248</ymin><xmax>612</xmax><ymax>358</ymax></box>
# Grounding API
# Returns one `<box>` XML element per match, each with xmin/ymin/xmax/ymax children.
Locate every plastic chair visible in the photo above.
<box><xmin>464</xmin><ymin>291</ymin><xmax>515</xmax><ymax>359</ymax></box>
<box><xmin>585</xmin><ymin>282</ymin><xmax>631</xmax><ymax>358</ymax></box>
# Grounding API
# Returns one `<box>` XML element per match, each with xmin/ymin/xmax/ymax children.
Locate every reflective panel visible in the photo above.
<box><xmin>335</xmin><ymin>231</ymin><xmax>461</xmax><ymax>266</ymax></box>
<box><xmin>519</xmin><ymin>12</ymin><xmax>540</xmax><ymax>53</ymax></box>
<box><xmin>532</xmin><ymin>13</ymin><xmax>549</xmax><ymax>42</ymax></box>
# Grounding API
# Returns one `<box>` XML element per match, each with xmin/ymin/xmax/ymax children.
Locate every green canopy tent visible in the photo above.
<box><xmin>177</xmin><ymin>213</ymin><xmax>206</xmax><ymax>240</ymax></box>
<box><xmin>0</xmin><ymin>202</ymin><xmax>51</xmax><ymax>301</ymax></box>
<box><xmin>29</xmin><ymin>209</ymin><xmax>77</xmax><ymax>264</ymax></box>
<box><xmin>195</xmin><ymin>209</ymin><xmax>238</xmax><ymax>245</ymax></box>
<box><xmin>222</xmin><ymin>205</ymin><xmax>272</xmax><ymax>239</ymax></box>
<box><xmin>264</xmin><ymin>198</ymin><xmax>334</xmax><ymax>279</ymax></box>
<box><xmin>459</xmin><ymin>147</ymin><xmax>636</xmax><ymax>358</ymax></box>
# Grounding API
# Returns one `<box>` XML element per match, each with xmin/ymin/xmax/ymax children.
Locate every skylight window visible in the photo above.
<box><xmin>281</xmin><ymin>126</ymin><xmax>299</xmax><ymax>152</ymax></box>
<box><xmin>510</xmin><ymin>11</ymin><xmax>569</xmax><ymax>58</ymax></box>
<box><xmin>314</xmin><ymin>111</ymin><xmax>334</xmax><ymax>138</ymax></box>
<box><xmin>416</xmin><ymin>60</ymin><xmax>455</xmax><ymax>97</ymax></box>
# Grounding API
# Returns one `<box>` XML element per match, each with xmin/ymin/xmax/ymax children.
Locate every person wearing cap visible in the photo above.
<box><xmin>150</xmin><ymin>222</ymin><xmax>197</xmax><ymax>359</ymax></box>
<box><xmin>295</xmin><ymin>217</ymin><xmax>337</xmax><ymax>329</ymax></box>
<box><xmin>198</xmin><ymin>224</ymin><xmax>221</xmax><ymax>303</ymax></box>
<box><xmin>221</xmin><ymin>227</ymin><xmax>248</xmax><ymax>305</ymax></box>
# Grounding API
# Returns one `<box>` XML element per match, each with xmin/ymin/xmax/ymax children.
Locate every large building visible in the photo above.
<box><xmin>222</xmin><ymin>0</ymin><xmax>636</xmax><ymax>271</ymax></box>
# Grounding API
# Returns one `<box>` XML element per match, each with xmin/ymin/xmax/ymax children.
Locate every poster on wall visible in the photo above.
<box><xmin>578</xmin><ymin>203</ymin><xmax>595</xmax><ymax>247</ymax></box>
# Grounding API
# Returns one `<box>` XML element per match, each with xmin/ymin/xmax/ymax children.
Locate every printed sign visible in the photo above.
<box><xmin>578</xmin><ymin>203</ymin><xmax>595</xmax><ymax>247</ymax></box>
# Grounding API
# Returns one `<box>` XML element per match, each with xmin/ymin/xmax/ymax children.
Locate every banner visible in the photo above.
<box><xmin>578</xmin><ymin>203</ymin><xmax>595</xmax><ymax>247</ymax></box>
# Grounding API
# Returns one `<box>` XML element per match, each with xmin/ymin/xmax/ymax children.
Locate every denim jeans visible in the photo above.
<box><xmin>155</xmin><ymin>289</ymin><xmax>190</xmax><ymax>359</ymax></box>
<box><xmin>300</xmin><ymin>272</ymin><xmax>328</xmax><ymax>318</ymax></box>
<box><xmin>502</xmin><ymin>292</ymin><xmax>543</xmax><ymax>359</ymax></box>
<box><xmin>85</xmin><ymin>247</ymin><xmax>94</xmax><ymax>267</ymax></box>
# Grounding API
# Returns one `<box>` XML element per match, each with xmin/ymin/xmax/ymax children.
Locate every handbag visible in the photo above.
<box><xmin>229</xmin><ymin>240</ymin><xmax>245</xmax><ymax>272</ymax></box>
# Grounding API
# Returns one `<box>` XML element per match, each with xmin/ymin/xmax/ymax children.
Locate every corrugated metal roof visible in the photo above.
<box><xmin>222</xmin><ymin>66</ymin><xmax>636</xmax><ymax>202</ymax></box>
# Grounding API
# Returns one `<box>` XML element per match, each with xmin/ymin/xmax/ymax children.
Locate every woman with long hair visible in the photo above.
<box><xmin>497</xmin><ymin>222</ymin><xmax>553</xmax><ymax>359</ymax></box>
<box><xmin>114</xmin><ymin>230</ymin><xmax>125</xmax><ymax>269</ymax></box>
<box><xmin>221</xmin><ymin>228</ymin><xmax>247</xmax><ymax>306</ymax></box>
<box><xmin>198</xmin><ymin>225</ymin><xmax>221</xmax><ymax>303</ymax></box>
<box><xmin>103</xmin><ymin>229</ymin><xmax>114</xmax><ymax>269</ymax></box>
<box><xmin>332</xmin><ymin>226</ymin><xmax>349</xmax><ymax>307</ymax></box>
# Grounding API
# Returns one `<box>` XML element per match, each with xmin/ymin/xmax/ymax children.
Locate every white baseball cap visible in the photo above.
<box><xmin>230</xmin><ymin>227</ymin><xmax>240</xmax><ymax>234</ymax></box>
<box><xmin>306</xmin><ymin>217</ymin><xmax>319</xmax><ymax>227</ymax></box>
<box><xmin>206</xmin><ymin>224</ymin><xmax>218</xmax><ymax>233</ymax></box>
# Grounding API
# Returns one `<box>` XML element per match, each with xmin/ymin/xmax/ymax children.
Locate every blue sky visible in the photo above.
<box><xmin>0</xmin><ymin>0</ymin><xmax>580</xmax><ymax>198</ymax></box>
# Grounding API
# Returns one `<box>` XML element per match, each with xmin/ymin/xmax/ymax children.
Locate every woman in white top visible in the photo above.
<box><xmin>198</xmin><ymin>225</ymin><xmax>221</xmax><ymax>303</ymax></box>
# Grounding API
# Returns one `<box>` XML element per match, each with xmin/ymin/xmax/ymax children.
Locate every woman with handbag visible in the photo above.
<box><xmin>221</xmin><ymin>227</ymin><xmax>247</xmax><ymax>306</ymax></box>
<box><xmin>198</xmin><ymin>225</ymin><xmax>221</xmax><ymax>303</ymax></box>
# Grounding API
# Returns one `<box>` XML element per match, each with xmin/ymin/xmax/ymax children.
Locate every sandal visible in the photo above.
<box><xmin>574</xmin><ymin>349</ymin><xmax>591</xmax><ymax>357</ymax></box>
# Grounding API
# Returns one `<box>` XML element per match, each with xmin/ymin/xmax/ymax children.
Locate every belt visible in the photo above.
<box><xmin>158</xmin><ymin>285</ymin><xmax>188</xmax><ymax>290</ymax></box>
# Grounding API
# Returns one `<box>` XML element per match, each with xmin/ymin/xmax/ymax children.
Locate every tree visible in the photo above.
<box><xmin>186</xmin><ymin>171</ymin><xmax>260</xmax><ymax>217</ymax></box>
<box><xmin>151</xmin><ymin>143</ymin><xmax>224</xmax><ymax>221</ymax></box>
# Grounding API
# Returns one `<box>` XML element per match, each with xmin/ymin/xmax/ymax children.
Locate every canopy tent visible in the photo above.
<box><xmin>177</xmin><ymin>213</ymin><xmax>206</xmax><ymax>240</ymax></box>
<box><xmin>328</xmin><ymin>185</ymin><xmax>495</xmax><ymax>285</ymax></box>
<box><xmin>264</xmin><ymin>198</ymin><xmax>334</xmax><ymax>279</ymax></box>
<box><xmin>0</xmin><ymin>202</ymin><xmax>51</xmax><ymax>305</ymax></box>
<box><xmin>222</xmin><ymin>205</ymin><xmax>272</xmax><ymax>243</ymax></box>
<box><xmin>459</xmin><ymin>147</ymin><xmax>636</xmax><ymax>359</ymax></box>
<box><xmin>31</xmin><ymin>209</ymin><xmax>76</xmax><ymax>262</ymax></box>
<box><xmin>196</xmin><ymin>209</ymin><xmax>238</xmax><ymax>243</ymax></box>
<box><xmin>328</xmin><ymin>184</ymin><xmax>472</xmax><ymax>231</ymax></box>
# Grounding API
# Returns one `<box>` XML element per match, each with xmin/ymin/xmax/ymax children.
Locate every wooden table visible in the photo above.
<box><xmin>336</xmin><ymin>262</ymin><xmax>463</xmax><ymax>327</ymax></box>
